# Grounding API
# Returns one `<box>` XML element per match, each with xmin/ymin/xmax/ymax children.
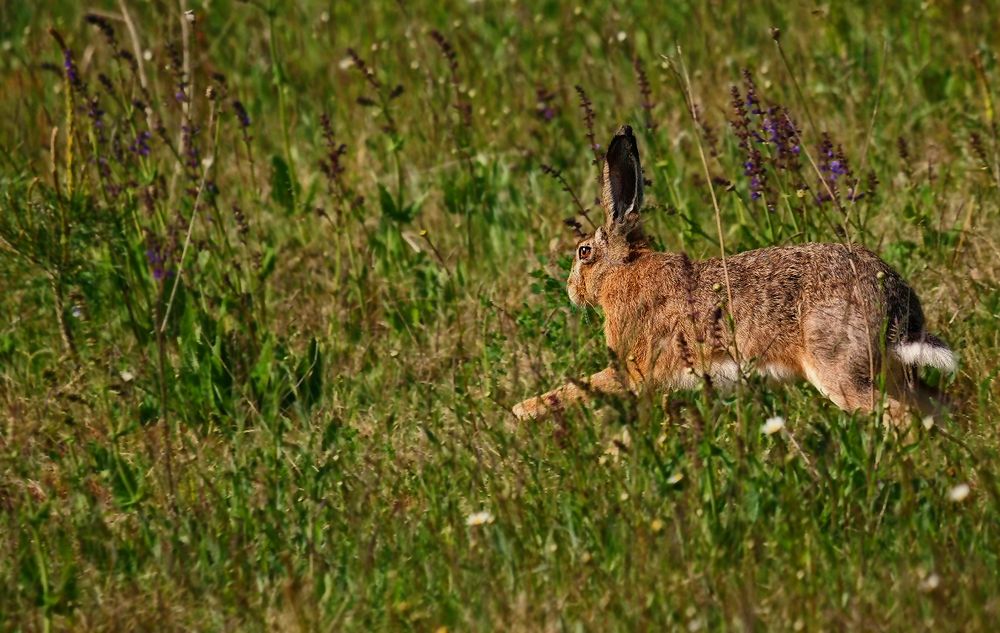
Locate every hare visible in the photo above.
<box><xmin>513</xmin><ymin>125</ymin><xmax>955</xmax><ymax>422</ymax></box>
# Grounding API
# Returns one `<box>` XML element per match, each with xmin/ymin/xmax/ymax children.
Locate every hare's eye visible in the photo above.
<box><xmin>578</xmin><ymin>245</ymin><xmax>592</xmax><ymax>259</ymax></box>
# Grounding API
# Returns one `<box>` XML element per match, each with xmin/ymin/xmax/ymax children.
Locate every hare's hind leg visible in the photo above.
<box><xmin>803</xmin><ymin>355</ymin><xmax>947</xmax><ymax>426</ymax></box>
<box><xmin>513</xmin><ymin>367</ymin><xmax>629</xmax><ymax>421</ymax></box>
<box><xmin>801</xmin><ymin>309</ymin><xmax>883</xmax><ymax>414</ymax></box>
<box><xmin>801</xmin><ymin>355</ymin><xmax>879</xmax><ymax>413</ymax></box>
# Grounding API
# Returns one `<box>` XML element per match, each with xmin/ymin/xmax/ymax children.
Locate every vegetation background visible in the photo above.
<box><xmin>1</xmin><ymin>0</ymin><xmax>998</xmax><ymax>630</ymax></box>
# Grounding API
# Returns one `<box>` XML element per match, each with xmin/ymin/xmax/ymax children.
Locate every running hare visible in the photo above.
<box><xmin>513</xmin><ymin>125</ymin><xmax>955</xmax><ymax>422</ymax></box>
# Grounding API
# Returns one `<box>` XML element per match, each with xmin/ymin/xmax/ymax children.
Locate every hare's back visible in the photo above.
<box><xmin>693</xmin><ymin>243</ymin><xmax>913</xmax><ymax>354</ymax></box>
<box><xmin>700</xmin><ymin>243</ymin><xmax>900</xmax><ymax>302</ymax></box>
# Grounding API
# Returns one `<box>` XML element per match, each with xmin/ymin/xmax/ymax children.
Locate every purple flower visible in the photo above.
<box><xmin>535</xmin><ymin>86</ymin><xmax>558</xmax><ymax>123</ymax></box>
<box><xmin>130</xmin><ymin>131</ymin><xmax>152</xmax><ymax>157</ymax></box>
<box><xmin>146</xmin><ymin>247</ymin><xmax>168</xmax><ymax>281</ymax></box>
<box><xmin>63</xmin><ymin>49</ymin><xmax>83</xmax><ymax>92</ymax></box>
<box><xmin>181</xmin><ymin>124</ymin><xmax>201</xmax><ymax>178</ymax></box>
<box><xmin>87</xmin><ymin>96</ymin><xmax>105</xmax><ymax>130</ymax></box>
<box><xmin>232</xmin><ymin>99</ymin><xmax>250</xmax><ymax>128</ymax></box>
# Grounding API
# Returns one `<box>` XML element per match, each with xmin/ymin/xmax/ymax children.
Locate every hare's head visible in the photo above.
<box><xmin>567</xmin><ymin>125</ymin><xmax>646</xmax><ymax>307</ymax></box>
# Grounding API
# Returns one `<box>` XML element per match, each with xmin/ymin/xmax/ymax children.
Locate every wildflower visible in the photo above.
<box><xmin>63</xmin><ymin>48</ymin><xmax>83</xmax><ymax>92</ymax></box>
<box><xmin>232</xmin><ymin>204</ymin><xmax>250</xmax><ymax>243</ymax></box>
<box><xmin>919</xmin><ymin>572</ymin><xmax>940</xmax><ymax>592</ymax></box>
<box><xmin>535</xmin><ymin>86</ymin><xmax>558</xmax><ymax>122</ymax></box>
<box><xmin>815</xmin><ymin>133</ymin><xmax>851</xmax><ymax>204</ymax></box>
<box><xmin>730</xmin><ymin>78</ymin><xmax>767</xmax><ymax>203</ymax></box>
<box><xmin>86</xmin><ymin>95</ymin><xmax>106</xmax><ymax>134</ymax></box>
<box><xmin>574</xmin><ymin>85</ymin><xmax>600</xmax><ymax>167</ymax></box>
<box><xmin>84</xmin><ymin>13</ymin><xmax>117</xmax><ymax>49</ymax></box>
<box><xmin>180</xmin><ymin>124</ymin><xmax>201</xmax><ymax>182</ymax></box>
<box><xmin>430</xmin><ymin>30</ymin><xmax>472</xmax><ymax>127</ymax></box>
<box><xmin>763</xmin><ymin>106</ymin><xmax>801</xmax><ymax>166</ymax></box>
<box><xmin>948</xmin><ymin>483</ymin><xmax>970</xmax><ymax>502</ymax></box>
<box><xmin>667</xmin><ymin>472</ymin><xmax>683</xmax><ymax>484</ymax></box>
<box><xmin>146</xmin><ymin>248</ymin><xmax>167</xmax><ymax>281</ymax></box>
<box><xmin>632</xmin><ymin>55</ymin><xmax>656</xmax><ymax>132</ymax></box>
<box><xmin>762</xmin><ymin>416</ymin><xmax>785</xmax><ymax>435</ymax></box>
<box><xmin>145</xmin><ymin>237</ymin><xmax>171</xmax><ymax>281</ymax></box>
<box><xmin>230</xmin><ymin>98</ymin><xmax>254</xmax><ymax>177</ymax></box>
<box><xmin>465</xmin><ymin>510</ymin><xmax>494</xmax><ymax>526</ymax></box>
<box><xmin>319</xmin><ymin>112</ymin><xmax>351</xmax><ymax>205</ymax></box>
<box><xmin>346</xmin><ymin>47</ymin><xmax>381</xmax><ymax>90</ymax></box>
<box><xmin>129</xmin><ymin>130</ymin><xmax>152</xmax><ymax>157</ymax></box>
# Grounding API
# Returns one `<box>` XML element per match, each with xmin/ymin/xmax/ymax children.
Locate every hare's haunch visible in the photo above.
<box><xmin>514</xmin><ymin>125</ymin><xmax>955</xmax><ymax>422</ymax></box>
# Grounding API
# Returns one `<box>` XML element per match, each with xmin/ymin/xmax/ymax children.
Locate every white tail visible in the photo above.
<box><xmin>892</xmin><ymin>340</ymin><xmax>956</xmax><ymax>372</ymax></box>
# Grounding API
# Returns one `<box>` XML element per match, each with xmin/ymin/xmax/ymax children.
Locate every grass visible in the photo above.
<box><xmin>1</xmin><ymin>0</ymin><xmax>999</xmax><ymax>630</ymax></box>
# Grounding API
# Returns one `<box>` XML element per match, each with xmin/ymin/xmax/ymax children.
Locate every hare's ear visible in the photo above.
<box><xmin>601</xmin><ymin>125</ymin><xmax>644</xmax><ymax>233</ymax></box>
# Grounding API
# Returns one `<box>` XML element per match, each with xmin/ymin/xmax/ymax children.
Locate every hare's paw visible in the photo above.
<box><xmin>512</xmin><ymin>398</ymin><xmax>539</xmax><ymax>421</ymax></box>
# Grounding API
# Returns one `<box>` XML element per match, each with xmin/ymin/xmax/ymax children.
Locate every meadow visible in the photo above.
<box><xmin>1</xmin><ymin>0</ymin><xmax>999</xmax><ymax>630</ymax></box>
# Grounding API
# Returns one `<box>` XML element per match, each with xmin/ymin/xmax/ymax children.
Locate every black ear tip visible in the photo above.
<box><xmin>615</xmin><ymin>124</ymin><xmax>634</xmax><ymax>139</ymax></box>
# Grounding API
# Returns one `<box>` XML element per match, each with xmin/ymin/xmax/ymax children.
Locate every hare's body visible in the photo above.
<box><xmin>513</xmin><ymin>126</ymin><xmax>955</xmax><ymax>422</ymax></box>
<box><xmin>597</xmin><ymin>243</ymin><xmax>950</xmax><ymax>408</ymax></box>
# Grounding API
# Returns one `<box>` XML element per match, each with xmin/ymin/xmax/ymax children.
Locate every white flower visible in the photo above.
<box><xmin>762</xmin><ymin>416</ymin><xmax>785</xmax><ymax>435</ymax></box>
<box><xmin>119</xmin><ymin>370</ymin><xmax>135</xmax><ymax>383</ymax></box>
<box><xmin>465</xmin><ymin>511</ymin><xmax>494</xmax><ymax>527</ymax></box>
<box><xmin>922</xmin><ymin>416</ymin><xmax>935</xmax><ymax>430</ymax></box>
<box><xmin>948</xmin><ymin>483</ymin><xmax>970</xmax><ymax>502</ymax></box>
<box><xmin>919</xmin><ymin>572</ymin><xmax>940</xmax><ymax>592</ymax></box>
<box><xmin>667</xmin><ymin>472</ymin><xmax>683</xmax><ymax>485</ymax></box>
<box><xmin>338</xmin><ymin>56</ymin><xmax>354</xmax><ymax>70</ymax></box>
<box><xmin>616</xmin><ymin>31</ymin><xmax>627</xmax><ymax>42</ymax></box>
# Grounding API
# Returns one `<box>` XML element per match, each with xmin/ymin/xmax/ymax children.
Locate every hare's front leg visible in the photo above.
<box><xmin>512</xmin><ymin>367</ymin><xmax>629</xmax><ymax>421</ymax></box>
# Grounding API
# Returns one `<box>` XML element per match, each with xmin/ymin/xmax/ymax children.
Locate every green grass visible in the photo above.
<box><xmin>1</xmin><ymin>0</ymin><xmax>999</xmax><ymax>630</ymax></box>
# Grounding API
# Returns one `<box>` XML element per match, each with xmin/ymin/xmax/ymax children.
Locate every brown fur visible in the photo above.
<box><xmin>513</xmin><ymin>125</ymin><xmax>955</xmax><ymax>423</ymax></box>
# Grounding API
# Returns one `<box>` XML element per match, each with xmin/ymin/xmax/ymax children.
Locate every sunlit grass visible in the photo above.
<box><xmin>1</xmin><ymin>1</ymin><xmax>998</xmax><ymax>630</ymax></box>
